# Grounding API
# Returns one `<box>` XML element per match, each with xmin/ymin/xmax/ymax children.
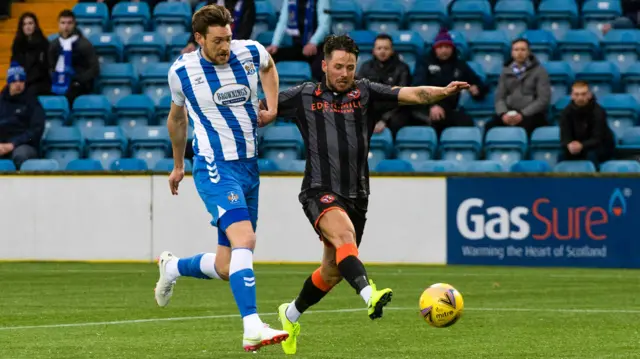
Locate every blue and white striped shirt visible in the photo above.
<box><xmin>168</xmin><ymin>40</ymin><xmax>270</xmax><ymax>162</ymax></box>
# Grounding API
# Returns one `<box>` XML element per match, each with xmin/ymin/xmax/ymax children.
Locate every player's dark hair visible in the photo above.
<box><xmin>375</xmin><ymin>34</ymin><xmax>393</xmax><ymax>43</ymax></box>
<box><xmin>58</xmin><ymin>9</ymin><xmax>75</xmax><ymax>20</ymax></box>
<box><xmin>192</xmin><ymin>4</ymin><xmax>234</xmax><ymax>38</ymax></box>
<box><xmin>323</xmin><ymin>35</ymin><xmax>359</xmax><ymax>59</ymax></box>
<box><xmin>572</xmin><ymin>80</ymin><xmax>590</xmax><ymax>89</ymax></box>
<box><xmin>511</xmin><ymin>38</ymin><xmax>530</xmax><ymax>48</ymax></box>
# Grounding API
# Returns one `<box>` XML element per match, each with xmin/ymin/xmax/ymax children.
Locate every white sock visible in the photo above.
<box><xmin>360</xmin><ymin>285</ymin><xmax>372</xmax><ymax>304</ymax></box>
<box><xmin>199</xmin><ymin>253</ymin><xmax>221</xmax><ymax>280</ymax></box>
<box><xmin>165</xmin><ymin>258</ymin><xmax>180</xmax><ymax>281</ymax></box>
<box><xmin>285</xmin><ymin>300</ymin><xmax>302</xmax><ymax>323</ymax></box>
<box><xmin>243</xmin><ymin>313</ymin><xmax>263</xmax><ymax>335</ymax></box>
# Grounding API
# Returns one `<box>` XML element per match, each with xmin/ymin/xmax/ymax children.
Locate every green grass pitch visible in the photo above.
<box><xmin>1</xmin><ymin>262</ymin><xmax>639</xmax><ymax>358</ymax></box>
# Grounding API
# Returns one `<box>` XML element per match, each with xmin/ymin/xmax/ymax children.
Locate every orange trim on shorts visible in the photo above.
<box><xmin>313</xmin><ymin>206</ymin><xmax>347</xmax><ymax>230</ymax></box>
<box><xmin>311</xmin><ymin>267</ymin><xmax>333</xmax><ymax>292</ymax></box>
<box><xmin>336</xmin><ymin>242</ymin><xmax>359</xmax><ymax>264</ymax></box>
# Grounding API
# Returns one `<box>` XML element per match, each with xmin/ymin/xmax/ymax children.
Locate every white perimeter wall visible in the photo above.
<box><xmin>0</xmin><ymin>176</ymin><xmax>447</xmax><ymax>264</ymax></box>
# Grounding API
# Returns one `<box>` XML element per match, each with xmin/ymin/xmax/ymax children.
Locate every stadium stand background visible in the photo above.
<box><xmin>1</xmin><ymin>0</ymin><xmax>640</xmax><ymax>174</ymax></box>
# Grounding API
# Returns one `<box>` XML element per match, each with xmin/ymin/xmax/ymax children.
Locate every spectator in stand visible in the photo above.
<box><xmin>357</xmin><ymin>34</ymin><xmax>412</xmax><ymax>135</ymax></box>
<box><xmin>11</xmin><ymin>13</ymin><xmax>51</xmax><ymax>97</ymax></box>
<box><xmin>559</xmin><ymin>81</ymin><xmax>615</xmax><ymax>167</ymax></box>
<box><xmin>267</xmin><ymin>0</ymin><xmax>330</xmax><ymax>81</ymax></box>
<box><xmin>0</xmin><ymin>1</ymin><xmax>10</xmax><ymax>20</ymax></box>
<box><xmin>486</xmin><ymin>38</ymin><xmax>550</xmax><ymax>137</ymax></box>
<box><xmin>49</xmin><ymin>9</ymin><xmax>100</xmax><ymax>106</ymax></box>
<box><xmin>0</xmin><ymin>64</ymin><xmax>46</xmax><ymax>169</ymax></box>
<box><xmin>602</xmin><ymin>0</ymin><xmax>640</xmax><ymax>34</ymax></box>
<box><xmin>412</xmin><ymin>28</ymin><xmax>487</xmax><ymax>137</ymax></box>
<box><xmin>182</xmin><ymin>0</ymin><xmax>256</xmax><ymax>54</ymax></box>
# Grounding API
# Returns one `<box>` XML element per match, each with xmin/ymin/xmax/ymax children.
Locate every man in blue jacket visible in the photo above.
<box><xmin>0</xmin><ymin>64</ymin><xmax>45</xmax><ymax>169</ymax></box>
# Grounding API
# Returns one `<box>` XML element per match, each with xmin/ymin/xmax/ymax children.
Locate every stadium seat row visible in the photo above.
<box><xmin>4</xmin><ymin>157</ymin><xmax>639</xmax><ymax>174</ymax></box>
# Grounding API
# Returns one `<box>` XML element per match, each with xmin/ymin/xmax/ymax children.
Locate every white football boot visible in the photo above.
<box><xmin>154</xmin><ymin>251</ymin><xmax>177</xmax><ymax>307</ymax></box>
<box><xmin>243</xmin><ymin>324</ymin><xmax>290</xmax><ymax>352</ymax></box>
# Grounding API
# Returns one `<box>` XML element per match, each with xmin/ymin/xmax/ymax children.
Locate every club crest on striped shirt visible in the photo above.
<box><xmin>242</xmin><ymin>59</ymin><xmax>256</xmax><ymax>75</ymax></box>
<box><xmin>347</xmin><ymin>88</ymin><xmax>361</xmax><ymax>99</ymax></box>
<box><xmin>320</xmin><ymin>194</ymin><xmax>335</xmax><ymax>204</ymax></box>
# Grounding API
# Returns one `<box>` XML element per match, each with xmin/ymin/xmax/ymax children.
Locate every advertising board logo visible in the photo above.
<box><xmin>456</xmin><ymin>188</ymin><xmax>629</xmax><ymax>241</ymax></box>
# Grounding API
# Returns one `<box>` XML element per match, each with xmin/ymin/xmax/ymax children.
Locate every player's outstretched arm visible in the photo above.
<box><xmin>258</xmin><ymin>55</ymin><xmax>279</xmax><ymax>126</ymax></box>
<box><xmin>396</xmin><ymin>81</ymin><xmax>470</xmax><ymax>105</ymax></box>
<box><xmin>167</xmin><ymin>103</ymin><xmax>187</xmax><ymax>195</ymax></box>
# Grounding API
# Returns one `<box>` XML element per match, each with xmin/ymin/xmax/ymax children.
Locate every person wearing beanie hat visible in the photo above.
<box><xmin>0</xmin><ymin>63</ymin><xmax>46</xmax><ymax>169</ymax></box>
<box><xmin>411</xmin><ymin>28</ymin><xmax>488</xmax><ymax>137</ymax></box>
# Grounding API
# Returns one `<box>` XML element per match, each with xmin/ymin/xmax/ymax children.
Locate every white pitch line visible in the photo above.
<box><xmin>2</xmin><ymin>306</ymin><xmax>640</xmax><ymax>331</ymax></box>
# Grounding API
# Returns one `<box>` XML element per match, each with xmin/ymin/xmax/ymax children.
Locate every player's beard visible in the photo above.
<box><xmin>203</xmin><ymin>46</ymin><xmax>229</xmax><ymax>65</ymax></box>
<box><xmin>327</xmin><ymin>74</ymin><xmax>353</xmax><ymax>93</ymax></box>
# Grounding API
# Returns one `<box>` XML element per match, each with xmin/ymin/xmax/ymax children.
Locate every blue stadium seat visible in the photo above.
<box><xmin>38</xmin><ymin>96</ymin><xmax>69</xmax><ymax>129</ymax></box>
<box><xmin>395</xmin><ymin>126</ymin><xmax>437</xmax><ymax>162</ymax></box>
<box><xmin>73</xmin><ymin>2</ymin><xmax>109</xmax><ymax>37</ymax></box>
<box><xmin>0</xmin><ymin>159</ymin><xmax>16</xmax><ymax>172</ymax></box>
<box><xmin>542</xmin><ymin>61</ymin><xmax>575</xmax><ymax>104</ymax></box>
<box><xmin>466</xmin><ymin>62</ymin><xmax>487</xmax><ymax>85</ymax></box>
<box><xmin>71</xmin><ymin>95</ymin><xmax>112</xmax><ymax>130</ymax></box>
<box><xmin>390</xmin><ymin>31</ymin><xmax>424</xmax><ymax>72</ymax></box>
<box><xmin>530</xmin><ymin>126</ymin><xmax>561</xmax><ymax>167</ymax></box>
<box><xmin>276</xmin><ymin>61</ymin><xmax>312</xmax><ymax>88</ymax></box>
<box><xmin>373</xmin><ymin>159</ymin><xmax>414</xmax><ymax>173</ymax></box>
<box><xmin>110</xmin><ymin>158</ymin><xmax>149</xmax><ymax>171</ymax></box>
<box><xmin>261</xmin><ymin>125</ymin><xmax>304</xmax><ymax>161</ymax></box>
<box><xmin>256</xmin><ymin>30</ymin><xmax>293</xmax><ymax>48</ymax></box>
<box><xmin>575</xmin><ymin>61</ymin><xmax>620</xmax><ymax>95</ymax></box>
<box><xmin>20</xmin><ymin>159</ymin><xmax>60</xmax><ymax>172</ymax></box>
<box><xmin>167</xmin><ymin>32</ymin><xmax>193</xmax><ymax>61</ymax></box>
<box><xmin>537</xmin><ymin>0</ymin><xmax>579</xmax><ymax>39</ymax></box>
<box><xmin>599</xmin><ymin>94</ymin><xmax>639</xmax><ymax>139</ymax></box>
<box><xmin>494</xmin><ymin>0</ymin><xmax>535</xmax><ymax>40</ymax></box>
<box><xmin>510</xmin><ymin>160</ymin><xmax>552</xmax><ymax>173</ymax></box>
<box><xmin>450</xmin><ymin>0</ymin><xmax>492</xmax><ymax>39</ymax></box>
<box><xmin>89</xmin><ymin>33</ymin><xmax>124</xmax><ymax>64</ymax></box>
<box><xmin>462</xmin><ymin>160</ymin><xmax>506</xmax><ymax>172</ymax></box>
<box><xmin>348</xmin><ymin>30</ymin><xmax>377</xmax><ymax>53</ymax></box>
<box><xmin>42</xmin><ymin>126</ymin><xmax>83</xmax><ymax>169</ymax></box>
<box><xmin>518</xmin><ymin>29</ymin><xmax>557</xmax><ymax>62</ymax></box>
<box><xmin>413</xmin><ymin>160</ymin><xmax>463</xmax><ymax>173</ymax></box>
<box><xmin>257</xmin><ymin>158</ymin><xmax>280</xmax><ymax>172</ymax></box>
<box><xmin>601</xmin><ymin>30</ymin><xmax>640</xmax><ymax>72</ymax></box>
<box><xmin>364</xmin><ymin>0</ymin><xmax>405</xmax><ymax>33</ymax></box>
<box><xmin>140</xmin><ymin>62</ymin><xmax>172</xmax><ymax>105</ymax></box>
<box><xmin>459</xmin><ymin>91</ymin><xmax>495</xmax><ymax>129</ymax></box>
<box><xmin>440</xmin><ymin>127</ymin><xmax>482</xmax><ymax>161</ymax></box>
<box><xmin>617</xmin><ymin>127</ymin><xmax>640</xmax><ymax>155</ymax></box>
<box><xmin>551</xmin><ymin>95</ymin><xmax>571</xmax><ymax>123</ymax></box>
<box><xmin>558</xmin><ymin>30</ymin><xmax>601</xmax><ymax>73</ymax></box>
<box><xmin>484</xmin><ymin>127</ymin><xmax>528</xmax><ymax>166</ymax></box>
<box><xmin>600</xmin><ymin>160</ymin><xmax>640</xmax><ymax>173</ymax></box>
<box><xmin>125</xmin><ymin>32</ymin><xmax>166</xmax><ymax>74</ymax></box>
<box><xmin>582</xmin><ymin>0</ymin><xmax>623</xmax><ymax>39</ymax></box>
<box><xmin>468</xmin><ymin>30</ymin><xmax>510</xmax><ymax>73</ymax></box>
<box><xmin>554</xmin><ymin>160</ymin><xmax>597</xmax><ymax>173</ymax></box>
<box><xmin>65</xmin><ymin>159</ymin><xmax>104</xmax><ymax>171</ymax></box>
<box><xmin>255</xmin><ymin>0</ymin><xmax>277</xmax><ymax>37</ymax></box>
<box><xmin>622</xmin><ymin>63</ymin><xmax>640</xmax><ymax>103</ymax></box>
<box><xmin>329</xmin><ymin>0</ymin><xmax>363</xmax><ymax>35</ymax></box>
<box><xmin>85</xmin><ymin>126</ymin><xmax>128</xmax><ymax>169</ymax></box>
<box><xmin>484</xmin><ymin>62</ymin><xmax>502</xmax><ymax>88</ymax></box>
<box><xmin>153</xmin><ymin>1</ymin><xmax>191</xmax><ymax>42</ymax></box>
<box><xmin>115</xmin><ymin>95</ymin><xmax>156</xmax><ymax>133</ymax></box>
<box><xmin>406</xmin><ymin>0</ymin><xmax>448</xmax><ymax>41</ymax></box>
<box><xmin>154</xmin><ymin>158</ymin><xmax>193</xmax><ymax>173</ymax></box>
<box><xmin>111</xmin><ymin>1</ymin><xmax>151</xmax><ymax>43</ymax></box>
<box><xmin>279</xmin><ymin>159</ymin><xmax>306</xmax><ymax>173</ymax></box>
<box><xmin>129</xmin><ymin>126</ymin><xmax>171</xmax><ymax>169</ymax></box>
<box><xmin>369</xmin><ymin>128</ymin><xmax>394</xmax><ymax>164</ymax></box>
<box><xmin>98</xmin><ymin>63</ymin><xmax>137</xmax><ymax>105</ymax></box>
<box><xmin>155</xmin><ymin>96</ymin><xmax>172</xmax><ymax>126</ymax></box>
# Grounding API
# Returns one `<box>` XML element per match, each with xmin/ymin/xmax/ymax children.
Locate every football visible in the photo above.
<box><xmin>419</xmin><ymin>283</ymin><xmax>464</xmax><ymax>328</ymax></box>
